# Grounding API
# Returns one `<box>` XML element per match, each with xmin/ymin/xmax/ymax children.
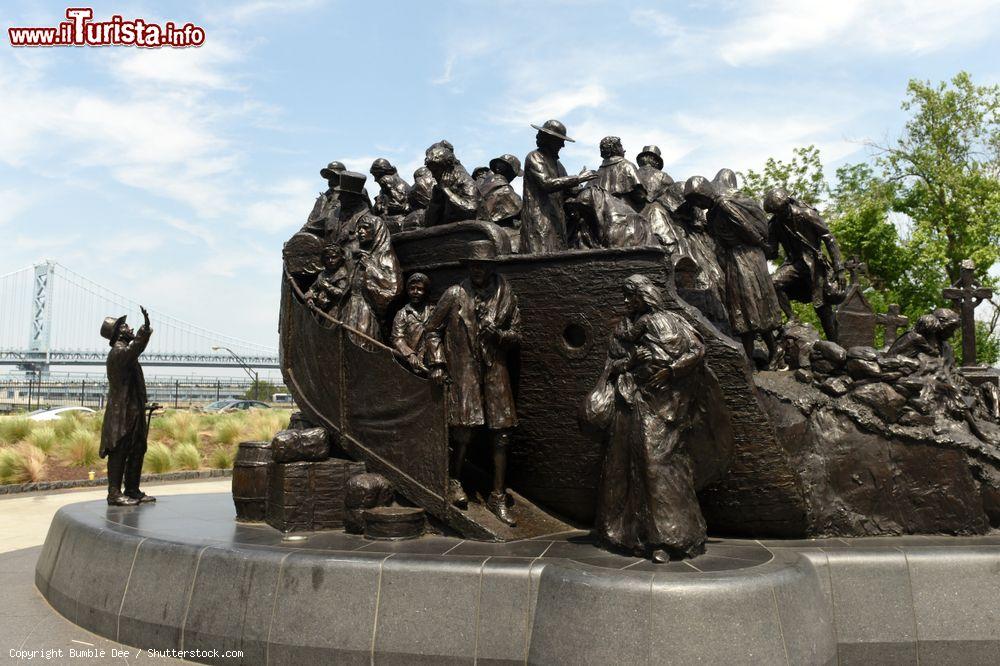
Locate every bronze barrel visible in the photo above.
<box><xmin>232</xmin><ymin>440</ymin><xmax>272</xmax><ymax>521</ymax></box>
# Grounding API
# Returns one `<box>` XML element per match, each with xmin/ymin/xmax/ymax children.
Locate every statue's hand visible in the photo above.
<box><xmin>140</xmin><ymin>305</ymin><xmax>150</xmax><ymax>326</ymax></box>
<box><xmin>578</xmin><ymin>170</ymin><xmax>598</xmax><ymax>183</ymax></box>
<box><xmin>429</xmin><ymin>367</ymin><xmax>447</xmax><ymax>385</ymax></box>
<box><xmin>635</xmin><ymin>348</ymin><xmax>654</xmax><ymax>363</ymax></box>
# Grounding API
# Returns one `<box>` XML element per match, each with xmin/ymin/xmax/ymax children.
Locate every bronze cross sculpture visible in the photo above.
<box><xmin>942</xmin><ymin>259</ymin><xmax>993</xmax><ymax>367</ymax></box>
<box><xmin>843</xmin><ymin>256</ymin><xmax>865</xmax><ymax>286</ymax></box>
<box><xmin>875</xmin><ymin>304</ymin><xmax>909</xmax><ymax>347</ymax></box>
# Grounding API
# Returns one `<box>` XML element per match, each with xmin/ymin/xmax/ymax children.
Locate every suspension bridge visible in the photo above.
<box><xmin>0</xmin><ymin>261</ymin><xmax>280</xmax><ymax>374</ymax></box>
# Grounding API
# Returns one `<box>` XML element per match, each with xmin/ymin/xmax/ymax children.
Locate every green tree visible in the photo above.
<box><xmin>740</xmin><ymin>145</ymin><xmax>827</xmax><ymax>205</ymax></box>
<box><xmin>743</xmin><ymin>73</ymin><xmax>1000</xmax><ymax>363</ymax></box>
<box><xmin>871</xmin><ymin>72</ymin><xmax>1000</xmax><ymax>363</ymax></box>
<box><xmin>243</xmin><ymin>379</ymin><xmax>280</xmax><ymax>401</ymax></box>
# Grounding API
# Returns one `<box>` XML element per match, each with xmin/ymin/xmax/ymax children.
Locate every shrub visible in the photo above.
<box><xmin>0</xmin><ymin>443</ymin><xmax>47</xmax><ymax>484</ymax></box>
<box><xmin>208</xmin><ymin>445</ymin><xmax>236</xmax><ymax>469</ymax></box>
<box><xmin>26</xmin><ymin>426</ymin><xmax>58</xmax><ymax>453</ymax></box>
<box><xmin>212</xmin><ymin>417</ymin><xmax>242</xmax><ymax>447</ymax></box>
<box><xmin>52</xmin><ymin>412</ymin><xmax>81</xmax><ymax>439</ymax></box>
<box><xmin>174</xmin><ymin>442</ymin><xmax>202</xmax><ymax>471</ymax></box>
<box><xmin>58</xmin><ymin>427</ymin><xmax>99</xmax><ymax>468</ymax></box>
<box><xmin>158</xmin><ymin>410</ymin><xmax>200</xmax><ymax>445</ymax></box>
<box><xmin>243</xmin><ymin>409</ymin><xmax>290</xmax><ymax>442</ymax></box>
<box><xmin>144</xmin><ymin>442</ymin><xmax>174</xmax><ymax>474</ymax></box>
<box><xmin>0</xmin><ymin>417</ymin><xmax>33</xmax><ymax>444</ymax></box>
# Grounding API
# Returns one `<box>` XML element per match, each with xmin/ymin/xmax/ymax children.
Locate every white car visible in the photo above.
<box><xmin>28</xmin><ymin>406</ymin><xmax>97</xmax><ymax>421</ymax></box>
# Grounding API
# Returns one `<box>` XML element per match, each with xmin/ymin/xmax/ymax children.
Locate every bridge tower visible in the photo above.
<box><xmin>23</xmin><ymin>260</ymin><xmax>55</xmax><ymax>377</ymax></box>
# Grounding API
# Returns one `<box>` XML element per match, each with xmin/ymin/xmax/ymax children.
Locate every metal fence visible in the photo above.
<box><xmin>0</xmin><ymin>379</ymin><xmax>289</xmax><ymax>412</ymax></box>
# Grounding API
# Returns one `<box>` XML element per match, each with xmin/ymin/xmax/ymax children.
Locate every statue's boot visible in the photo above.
<box><xmin>449</xmin><ymin>478</ymin><xmax>468</xmax><ymax>508</ymax></box>
<box><xmin>126</xmin><ymin>491</ymin><xmax>156</xmax><ymax>503</ymax></box>
<box><xmin>487</xmin><ymin>491</ymin><xmax>516</xmax><ymax>526</ymax></box>
<box><xmin>651</xmin><ymin>549</ymin><xmax>670</xmax><ymax>564</ymax></box>
<box><xmin>107</xmin><ymin>492</ymin><xmax>139</xmax><ymax>507</ymax></box>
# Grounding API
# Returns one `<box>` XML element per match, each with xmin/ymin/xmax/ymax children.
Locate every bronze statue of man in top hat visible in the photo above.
<box><xmin>99</xmin><ymin>307</ymin><xmax>154</xmax><ymax>506</ymax></box>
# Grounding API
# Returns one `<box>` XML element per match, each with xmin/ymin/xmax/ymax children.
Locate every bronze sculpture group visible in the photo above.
<box><xmin>101</xmin><ymin>116</ymin><xmax>1000</xmax><ymax>560</ymax></box>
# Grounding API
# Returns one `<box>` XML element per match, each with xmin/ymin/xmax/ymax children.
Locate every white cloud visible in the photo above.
<box><xmin>632</xmin><ymin>1</ymin><xmax>1000</xmax><ymax>67</ymax></box>
<box><xmin>109</xmin><ymin>39</ymin><xmax>244</xmax><ymax>89</ymax></box>
<box><xmin>501</xmin><ymin>84</ymin><xmax>611</xmax><ymax>127</ymax></box>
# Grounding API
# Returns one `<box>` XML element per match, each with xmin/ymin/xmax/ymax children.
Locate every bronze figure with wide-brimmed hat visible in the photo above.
<box><xmin>521</xmin><ymin>120</ymin><xmax>597</xmax><ymax>254</ymax></box>
<box><xmin>320</xmin><ymin>160</ymin><xmax>347</xmax><ymax>181</ymax></box>
<box><xmin>530</xmin><ymin>119</ymin><xmax>576</xmax><ymax>143</ymax></box>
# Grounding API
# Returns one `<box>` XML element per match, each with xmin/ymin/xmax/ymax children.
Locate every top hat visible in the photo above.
<box><xmin>462</xmin><ymin>240</ymin><xmax>499</xmax><ymax>263</ymax></box>
<box><xmin>370</xmin><ymin>158</ymin><xmax>396</xmax><ymax>177</ymax></box>
<box><xmin>637</xmin><ymin>145</ymin><xmax>663</xmax><ymax>170</ymax></box>
<box><xmin>320</xmin><ymin>161</ymin><xmax>346</xmax><ymax>180</ymax></box>
<box><xmin>100</xmin><ymin>315</ymin><xmax>127</xmax><ymax>345</ymax></box>
<box><xmin>531</xmin><ymin>119</ymin><xmax>575</xmax><ymax>143</ymax></box>
<box><xmin>489</xmin><ymin>154</ymin><xmax>523</xmax><ymax>179</ymax></box>
<box><xmin>333</xmin><ymin>171</ymin><xmax>367</xmax><ymax>195</ymax></box>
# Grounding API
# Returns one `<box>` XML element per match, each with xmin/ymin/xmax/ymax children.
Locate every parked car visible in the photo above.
<box><xmin>202</xmin><ymin>399</ymin><xmax>240</xmax><ymax>412</ymax></box>
<box><xmin>28</xmin><ymin>406</ymin><xmax>97</xmax><ymax>421</ymax></box>
<box><xmin>220</xmin><ymin>400</ymin><xmax>271</xmax><ymax>412</ymax></box>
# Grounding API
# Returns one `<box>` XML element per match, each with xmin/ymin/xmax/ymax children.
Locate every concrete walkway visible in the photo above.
<box><xmin>2</xmin><ymin>479</ymin><xmax>230</xmax><ymax>665</ymax></box>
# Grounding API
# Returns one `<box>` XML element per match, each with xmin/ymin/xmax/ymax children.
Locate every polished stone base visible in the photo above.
<box><xmin>35</xmin><ymin>494</ymin><xmax>1000</xmax><ymax>665</ymax></box>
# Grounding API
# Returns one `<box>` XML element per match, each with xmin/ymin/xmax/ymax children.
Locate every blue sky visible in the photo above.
<box><xmin>2</xmin><ymin>0</ymin><xmax>998</xmax><ymax>352</ymax></box>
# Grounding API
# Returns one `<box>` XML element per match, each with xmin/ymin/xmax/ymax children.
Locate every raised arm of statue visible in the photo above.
<box><xmin>125</xmin><ymin>320</ymin><xmax>152</xmax><ymax>360</ymax></box>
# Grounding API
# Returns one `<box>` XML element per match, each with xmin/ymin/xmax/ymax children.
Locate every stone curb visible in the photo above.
<box><xmin>0</xmin><ymin>468</ymin><xmax>232</xmax><ymax>495</ymax></box>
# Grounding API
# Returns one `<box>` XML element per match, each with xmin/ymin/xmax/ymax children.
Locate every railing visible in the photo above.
<box><xmin>0</xmin><ymin>379</ymin><xmax>289</xmax><ymax>412</ymax></box>
<box><xmin>0</xmin><ymin>350</ymin><xmax>280</xmax><ymax>368</ymax></box>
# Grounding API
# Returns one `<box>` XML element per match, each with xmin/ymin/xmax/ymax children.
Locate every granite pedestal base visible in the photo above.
<box><xmin>35</xmin><ymin>493</ymin><xmax>1000</xmax><ymax>664</ymax></box>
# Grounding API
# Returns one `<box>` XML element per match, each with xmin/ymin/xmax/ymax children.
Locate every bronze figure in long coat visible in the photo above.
<box><xmin>99</xmin><ymin>308</ymin><xmax>154</xmax><ymax>506</ymax></box>
<box><xmin>425</xmin><ymin>241</ymin><xmax>521</xmax><ymax>525</ymax></box>
<box><xmin>521</xmin><ymin>120</ymin><xmax>597</xmax><ymax>254</ymax></box>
